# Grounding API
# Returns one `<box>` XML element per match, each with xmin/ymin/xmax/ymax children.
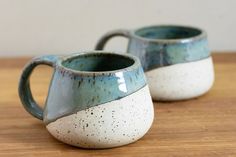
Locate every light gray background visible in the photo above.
<box><xmin>0</xmin><ymin>0</ymin><xmax>235</xmax><ymax>56</ymax></box>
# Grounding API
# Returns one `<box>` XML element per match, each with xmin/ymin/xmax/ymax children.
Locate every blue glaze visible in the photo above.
<box><xmin>18</xmin><ymin>55</ymin><xmax>59</xmax><ymax>120</ymax></box>
<box><xmin>128</xmin><ymin>36</ymin><xmax>209</xmax><ymax>71</ymax></box>
<box><xmin>134</xmin><ymin>25</ymin><xmax>201</xmax><ymax>40</ymax></box>
<box><xmin>95</xmin><ymin>25</ymin><xmax>210</xmax><ymax>71</ymax></box>
<box><xmin>18</xmin><ymin>52</ymin><xmax>146</xmax><ymax>124</ymax></box>
<box><xmin>44</xmin><ymin>59</ymin><xmax>146</xmax><ymax>123</ymax></box>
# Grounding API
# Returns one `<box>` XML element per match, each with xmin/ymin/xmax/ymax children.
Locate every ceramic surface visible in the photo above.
<box><xmin>47</xmin><ymin>85</ymin><xmax>153</xmax><ymax>148</ymax></box>
<box><xmin>95</xmin><ymin>25</ymin><xmax>214</xmax><ymax>101</ymax></box>
<box><xmin>18</xmin><ymin>51</ymin><xmax>154</xmax><ymax>148</ymax></box>
<box><xmin>146</xmin><ymin>57</ymin><xmax>214</xmax><ymax>101</ymax></box>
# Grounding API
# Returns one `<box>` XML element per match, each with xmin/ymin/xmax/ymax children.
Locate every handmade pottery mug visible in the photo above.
<box><xmin>18</xmin><ymin>51</ymin><xmax>154</xmax><ymax>148</ymax></box>
<box><xmin>95</xmin><ymin>25</ymin><xmax>215</xmax><ymax>101</ymax></box>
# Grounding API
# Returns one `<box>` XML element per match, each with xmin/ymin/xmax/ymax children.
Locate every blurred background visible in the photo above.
<box><xmin>0</xmin><ymin>0</ymin><xmax>235</xmax><ymax>57</ymax></box>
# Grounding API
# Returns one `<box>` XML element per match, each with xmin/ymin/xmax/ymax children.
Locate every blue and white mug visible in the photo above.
<box><xmin>95</xmin><ymin>25</ymin><xmax>215</xmax><ymax>101</ymax></box>
<box><xmin>18</xmin><ymin>51</ymin><xmax>154</xmax><ymax>148</ymax></box>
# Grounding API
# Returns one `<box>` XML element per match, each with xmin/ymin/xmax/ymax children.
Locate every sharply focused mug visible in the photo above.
<box><xmin>95</xmin><ymin>25</ymin><xmax>215</xmax><ymax>101</ymax></box>
<box><xmin>18</xmin><ymin>51</ymin><xmax>154</xmax><ymax>148</ymax></box>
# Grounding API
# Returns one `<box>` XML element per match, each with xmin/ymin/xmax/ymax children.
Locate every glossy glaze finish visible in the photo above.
<box><xmin>47</xmin><ymin>85</ymin><xmax>154</xmax><ymax>148</ymax></box>
<box><xmin>44</xmin><ymin>53</ymin><xmax>146</xmax><ymax>124</ymax></box>
<box><xmin>18</xmin><ymin>51</ymin><xmax>154</xmax><ymax>148</ymax></box>
<box><xmin>95</xmin><ymin>25</ymin><xmax>210</xmax><ymax>71</ymax></box>
<box><xmin>95</xmin><ymin>25</ymin><xmax>214</xmax><ymax>101</ymax></box>
<box><xmin>18</xmin><ymin>55</ymin><xmax>59</xmax><ymax>120</ymax></box>
<box><xmin>128</xmin><ymin>25</ymin><xmax>209</xmax><ymax>71</ymax></box>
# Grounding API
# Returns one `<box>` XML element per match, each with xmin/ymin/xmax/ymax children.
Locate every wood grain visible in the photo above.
<box><xmin>0</xmin><ymin>53</ymin><xmax>236</xmax><ymax>157</ymax></box>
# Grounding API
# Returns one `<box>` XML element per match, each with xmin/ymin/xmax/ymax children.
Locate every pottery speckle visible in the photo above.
<box><xmin>46</xmin><ymin>85</ymin><xmax>154</xmax><ymax>149</ymax></box>
<box><xmin>44</xmin><ymin>64</ymin><xmax>146</xmax><ymax>124</ymax></box>
<box><xmin>18</xmin><ymin>52</ymin><xmax>154</xmax><ymax>149</ymax></box>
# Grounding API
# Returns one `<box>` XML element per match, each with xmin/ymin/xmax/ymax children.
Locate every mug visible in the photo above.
<box><xmin>18</xmin><ymin>51</ymin><xmax>154</xmax><ymax>148</ymax></box>
<box><xmin>95</xmin><ymin>25</ymin><xmax>214</xmax><ymax>101</ymax></box>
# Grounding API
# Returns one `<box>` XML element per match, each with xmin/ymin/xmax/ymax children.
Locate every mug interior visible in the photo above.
<box><xmin>135</xmin><ymin>25</ymin><xmax>202</xmax><ymax>40</ymax></box>
<box><xmin>61</xmin><ymin>53</ymin><xmax>135</xmax><ymax>72</ymax></box>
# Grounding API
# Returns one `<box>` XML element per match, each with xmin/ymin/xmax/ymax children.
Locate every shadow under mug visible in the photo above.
<box><xmin>18</xmin><ymin>51</ymin><xmax>154</xmax><ymax>148</ymax></box>
<box><xmin>95</xmin><ymin>25</ymin><xmax>215</xmax><ymax>101</ymax></box>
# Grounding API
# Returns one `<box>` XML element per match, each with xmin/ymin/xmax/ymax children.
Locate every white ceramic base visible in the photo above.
<box><xmin>145</xmin><ymin>57</ymin><xmax>214</xmax><ymax>101</ymax></box>
<box><xmin>46</xmin><ymin>85</ymin><xmax>154</xmax><ymax>149</ymax></box>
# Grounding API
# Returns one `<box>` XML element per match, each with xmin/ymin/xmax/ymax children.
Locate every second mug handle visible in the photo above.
<box><xmin>95</xmin><ymin>29</ymin><xmax>130</xmax><ymax>50</ymax></box>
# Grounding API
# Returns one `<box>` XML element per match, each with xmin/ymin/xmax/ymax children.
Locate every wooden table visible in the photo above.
<box><xmin>1</xmin><ymin>53</ymin><xmax>236</xmax><ymax>157</ymax></box>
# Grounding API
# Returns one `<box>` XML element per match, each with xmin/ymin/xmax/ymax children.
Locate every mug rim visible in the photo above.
<box><xmin>131</xmin><ymin>24</ymin><xmax>207</xmax><ymax>43</ymax></box>
<box><xmin>56</xmin><ymin>51</ymin><xmax>141</xmax><ymax>76</ymax></box>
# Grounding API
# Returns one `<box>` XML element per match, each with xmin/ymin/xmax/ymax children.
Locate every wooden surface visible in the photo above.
<box><xmin>0</xmin><ymin>53</ymin><xmax>236</xmax><ymax>157</ymax></box>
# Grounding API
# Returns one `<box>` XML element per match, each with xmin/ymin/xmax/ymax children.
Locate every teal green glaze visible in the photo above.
<box><xmin>95</xmin><ymin>25</ymin><xmax>210</xmax><ymax>71</ymax></box>
<box><xmin>18</xmin><ymin>52</ymin><xmax>147</xmax><ymax>124</ymax></box>
<box><xmin>62</xmin><ymin>53</ymin><xmax>134</xmax><ymax>72</ymax></box>
<box><xmin>128</xmin><ymin>35</ymin><xmax>209</xmax><ymax>71</ymax></box>
<box><xmin>18</xmin><ymin>55</ymin><xmax>59</xmax><ymax>120</ymax></box>
<box><xmin>134</xmin><ymin>25</ymin><xmax>201</xmax><ymax>40</ymax></box>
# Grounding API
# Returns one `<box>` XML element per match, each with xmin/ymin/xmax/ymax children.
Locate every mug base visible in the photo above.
<box><xmin>146</xmin><ymin>57</ymin><xmax>214</xmax><ymax>101</ymax></box>
<box><xmin>46</xmin><ymin>85</ymin><xmax>154</xmax><ymax>149</ymax></box>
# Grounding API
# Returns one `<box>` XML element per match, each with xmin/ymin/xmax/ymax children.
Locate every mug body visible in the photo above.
<box><xmin>43</xmin><ymin>52</ymin><xmax>154</xmax><ymax>148</ymax></box>
<box><xmin>127</xmin><ymin>25</ymin><xmax>214</xmax><ymax>101</ymax></box>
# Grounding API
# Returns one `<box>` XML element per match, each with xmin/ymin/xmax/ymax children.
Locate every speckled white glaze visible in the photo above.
<box><xmin>46</xmin><ymin>85</ymin><xmax>154</xmax><ymax>149</ymax></box>
<box><xmin>146</xmin><ymin>57</ymin><xmax>214</xmax><ymax>101</ymax></box>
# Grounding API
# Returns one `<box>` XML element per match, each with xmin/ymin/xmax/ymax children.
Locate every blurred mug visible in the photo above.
<box><xmin>95</xmin><ymin>25</ymin><xmax>214</xmax><ymax>101</ymax></box>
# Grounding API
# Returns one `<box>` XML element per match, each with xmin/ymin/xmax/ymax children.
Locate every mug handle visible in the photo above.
<box><xmin>95</xmin><ymin>29</ymin><xmax>130</xmax><ymax>50</ymax></box>
<box><xmin>18</xmin><ymin>55</ymin><xmax>59</xmax><ymax>120</ymax></box>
